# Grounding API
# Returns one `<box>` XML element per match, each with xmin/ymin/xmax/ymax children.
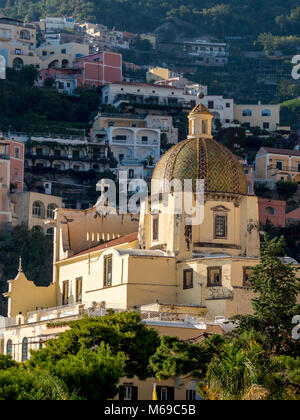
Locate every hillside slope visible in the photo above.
<box><xmin>0</xmin><ymin>0</ymin><xmax>299</xmax><ymax>38</ymax></box>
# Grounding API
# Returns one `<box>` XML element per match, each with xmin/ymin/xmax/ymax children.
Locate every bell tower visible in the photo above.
<box><xmin>188</xmin><ymin>104</ymin><xmax>213</xmax><ymax>139</ymax></box>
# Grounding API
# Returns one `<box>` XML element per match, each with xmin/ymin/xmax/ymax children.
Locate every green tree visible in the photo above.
<box><xmin>203</xmin><ymin>330</ymin><xmax>297</xmax><ymax>400</ymax></box>
<box><xmin>29</xmin><ymin>312</ymin><xmax>160</xmax><ymax>380</ymax></box>
<box><xmin>0</xmin><ymin>367</ymin><xmax>70</xmax><ymax>400</ymax></box>
<box><xmin>0</xmin><ymin>354</ymin><xmax>18</xmax><ymax>370</ymax></box>
<box><xmin>37</xmin><ymin>344</ymin><xmax>125</xmax><ymax>400</ymax></box>
<box><xmin>232</xmin><ymin>235</ymin><xmax>300</xmax><ymax>355</ymax></box>
<box><xmin>276</xmin><ymin>180</ymin><xmax>298</xmax><ymax>201</ymax></box>
<box><xmin>150</xmin><ymin>334</ymin><xmax>225</xmax><ymax>381</ymax></box>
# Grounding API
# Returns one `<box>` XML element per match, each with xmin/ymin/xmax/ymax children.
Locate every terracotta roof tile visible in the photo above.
<box><xmin>263</xmin><ymin>147</ymin><xmax>300</xmax><ymax>157</ymax></box>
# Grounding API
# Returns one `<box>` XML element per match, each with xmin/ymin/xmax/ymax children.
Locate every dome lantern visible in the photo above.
<box><xmin>188</xmin><ymin>104</ymin><xmax>213</xmax><ymax>139</ymax></box>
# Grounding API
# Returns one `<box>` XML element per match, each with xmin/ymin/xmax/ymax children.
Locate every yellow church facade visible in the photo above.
<box><xmin>2</xmin><ymin>104</ymin><xmax>297</xmax><ymax>399</ymax></box>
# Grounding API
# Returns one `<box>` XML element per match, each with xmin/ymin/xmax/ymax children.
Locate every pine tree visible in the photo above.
<box><xmin>232</xmin><ymin>235</ymin><xmax>300</xmax><ymax>355</ymax></box>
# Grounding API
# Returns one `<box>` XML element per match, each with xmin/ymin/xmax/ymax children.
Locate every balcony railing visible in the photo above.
<box><xmin>267</xmin><ymin>164</ymin><xmax>300</xmax><ymax>173</ymax></box>
<box><xmin>26</xmin><ymin>152</ymin><xmax>90</xmax><ymax>161</ymax></box>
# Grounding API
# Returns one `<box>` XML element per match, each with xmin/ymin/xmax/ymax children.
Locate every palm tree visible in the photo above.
<box><xmin>201</xmin><ymin>330</ymin><xmax>274</xmax><ymax>400</ymax></box>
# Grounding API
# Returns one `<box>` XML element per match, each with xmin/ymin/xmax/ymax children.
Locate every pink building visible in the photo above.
<box><xmin>40</xmin><ymin>51</ymin><xmax>122</xmax><ymax>90</ymax></box>
<box><xmin>0</xmin><ymin>137</ymin><xmax>25</xmax><ymax>193</ymax></box>
<box><xmin>74</xmin><ymin>51</ymin><xmax>122</xmax><ymax>87</ymax></box>
<box><xmin>0</xmin><ymin>138</ymin><xmax>12</xmax><ymax>227</ymax></box>
<box><xmin>286</xmin><ymin>208</ymin><xmax>300</xmax><ymax>224</ymax></box>
<box><xmin>258</xmin><ymin>198</ymin><xmax>286</xmax><ymax>228</ymax></box>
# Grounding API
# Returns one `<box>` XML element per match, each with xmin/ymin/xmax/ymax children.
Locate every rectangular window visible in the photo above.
<box><xmin>243</xmin><ymin>267</ymin><xmax>252</xmax><ymax>287</ymax></box>
<box><xmin>208</xmin><ymin>100</ymin><xmax>214</xmax><ymax>109</ymax></box>
<box><xmin>186</xmin><ymin>390</ymin><xmax>196</xmax><ymax>400</ymax></box>
<box><xmin>119</xmin><ymin>385</ymin><xmax>138</xmax><ymax>401</ymax></box>
<box><xmin>207</xmin><ymin>267</ymin><xmax>222</xmax><ymax>287</ymax></box>
<box><xmin>104</xmin><ymin>255</ymin><xmax>112</xmax><ymax>287</ymax></box>
<box><xmin>156</xmin><ymin>386</ymin><xmax>174</xmax><ymax>401</ymax></box>
<box><xmin>76</xmin><ymin>277</ymin><xmax>82</xmax><ymax>303</ymax></box>
<box><xmin>263</xmin><ymin>122</ymin><xmax>270</xmax><ymax>129</ymax></box>
<box><xmin>73</xmin><ymin>150</ymin><xmax>80</xmax><ymax>159</ymax></box>
<box><xmin>183</xmin><ymin>269</ymin><xmax>193</xmax><ymax>289</ymax></box>
<box><xmin>152</xmin><ymin>215</ymin><xmax>159</xmax><ymax>242</ymax></box>
<box><xmin>14</xmin><ymin>147</ymin><xmax>20</xmax><ymax>159</ymax></box>
<box><xmin>141</xmin><ymin>136</ymin><xmax>148</xmax><ymax>143</ymax></box>
<box><xmin>214</xmin><ymin>215</ymin><xmax>227</xmax><ymax>239</ymax></box>
<box><xmin>276</xmin><ymin>161</ymin><xmax>283</xmax><ymax>170</ymax></box>
<box><xmin>62</xmin><ymin>280</ymin><xmax>69</xmax><ymax>305</ymax></box>
<box><xmin>298</xmin><ymin>163</ymin><xmax>300</xmax><ymax>172</ymax></box>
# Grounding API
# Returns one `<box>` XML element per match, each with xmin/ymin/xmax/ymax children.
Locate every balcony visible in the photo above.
<box><xmin>136</xmin><ymin>138</ymin><xmax>159</xmax><ymax>146</ymax></box>
<box><xmin>267</xmin><ymin>164</ymin><xmax>300</xmax><ymax>174</ymax></box>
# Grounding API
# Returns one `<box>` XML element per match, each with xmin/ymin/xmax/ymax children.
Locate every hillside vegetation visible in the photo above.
<box><xmin>0</xmin><ymin>0</ymin><xmax>299</xmax><ymax>38</ymax></box>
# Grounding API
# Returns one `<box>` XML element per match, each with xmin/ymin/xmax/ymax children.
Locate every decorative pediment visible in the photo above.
<box><xmin>211</xmin><ymin>205</ymin><xmax>230</xmax><ymax>213</ymax></box>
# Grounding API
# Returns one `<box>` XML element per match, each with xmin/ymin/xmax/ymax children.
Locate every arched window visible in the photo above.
<box><xmin>32</xmin><ymin>201</ymin><xmax>45</xmax><ymax>218</ymax></box>
<box><xmin>242</xmin><ymin>109</ymin><xmax>252</xmax><ymax>117</ymax></box>
<box><xmin>22</xmin><ymin>338</ymin><xmax>28</xmax><ymax>361</ymax></box>
<box><xmin>62</xmin><ymin>59</ymin><xmax>69</xmax><ymax>68</ymax></box>
<box><xmin>47</xmin><ymin>203</ymin><xmax>58</xmax><ymax>219</ymax></box>
<box><xmin>32</xmin><ymin>225</ymin><xmax>44</xmax><ymax>234</ymax></box>
<box><xmin>261</xmin><ymin>109</ymin><xmax>271</xmax><ymax>117</ymax></box>
<box><xmin>20</xmin><ymin>30</ymin><xmax>31</xmax><ymax>40</ymax></box>
<box><xmin>186</xmin><ymin>381</ymin><xmax>201</xmax><ymax>400</ymax></box>
<box><xmin>13</xmin><ymin>57</ymin><xmax>24</xmax><ymax>70</ymax></box>
<box><xmin>6</xmin><ymin>340</ymin><xmax>12</xmax><ymax>356</ymax></box>
<box><xmin>265</xmin><ymin>206</ymin><xmax>276</xmax><ymax>215</ymax></box>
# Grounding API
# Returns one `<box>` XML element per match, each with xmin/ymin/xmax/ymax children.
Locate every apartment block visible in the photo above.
<box><xmin>0</xmin><ymin>17</ymin><xmax>38</xmax><ymax>69</ymax></box>
<box><xmin>183</xmin><ymin>39</ymin><xmax>229</xmax><ymax>66</ymax></box>
<box><xmin>255</xmin><ymin>147</ymin><xmax>300</xmax><ymax>188</ymax></box>
<box><xmin>234</xmin><ymin>103</ymin><xmax>280</xmax><ymax>131</ymax></box>
<box><xmin>92</xmin><ymin>113</ymin><xmax>161</xmax><ymax>179</ymax></box>
<box><xmin>101</xmin><ymin>82</ymin><xmax>203</xmax><ymax>109</ymax></box>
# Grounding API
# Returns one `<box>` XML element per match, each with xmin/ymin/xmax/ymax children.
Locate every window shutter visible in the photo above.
<box><xmin>119</xmin><ymin>386</ymin><xmax>125</xmax><ymax>400</ymax></box>
<box><xmin>167</xmin><ymin>387</ymin><xmax>175</xmax><ymax>401</ymax></box>
<box><xmin>132</xmin><ymin>386</ymin><xmax>138</xmax><ymax>401</ymax></box>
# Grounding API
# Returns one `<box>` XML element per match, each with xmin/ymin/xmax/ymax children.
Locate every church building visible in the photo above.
<box><xmin>1</xmin><ymin>105</ymin><xmax>268</xmax><ymax>366</ymax></box>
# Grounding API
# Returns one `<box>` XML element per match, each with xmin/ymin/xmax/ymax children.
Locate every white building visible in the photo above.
<box><xmin>101</xmin><ymin>82</ymin><xmax>205</xmax><ymax>109</ymax></box>
<box><xmin>92</xmin><ymin>113</ymin><xmax>161</xmax><ymax>180</ymax></box>
<box><xmin>40</xmin><ymin>17</ymin><xmax>75</xmax><ymax>34</ymax></box>
<box><xmin>183</xmin><ymin>39</ymin><xmax>229</xmax><ymax>66</ymax></box>
<box><xmin>200</xmin><ymin>96</ymin><xmax>236</xmax><ymax>129</ymax></box>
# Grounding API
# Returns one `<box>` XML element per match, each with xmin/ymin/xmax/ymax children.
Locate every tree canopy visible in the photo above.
<box><xmin>0</xmin><ymin>1</ymin><xmax>299</xmax><ymax>38</ymax></box>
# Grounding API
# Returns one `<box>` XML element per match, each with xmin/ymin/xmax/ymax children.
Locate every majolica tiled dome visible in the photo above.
<box><xmin>153</xmin><ymin>137</ymin><xmax>248</xmax><ymax>195</ymax></box>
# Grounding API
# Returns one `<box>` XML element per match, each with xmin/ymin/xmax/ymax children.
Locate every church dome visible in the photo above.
<box><xmin>153</xmin><ymin>105</ymin><xmax>248</xmax><ymax>195</ymax></box>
